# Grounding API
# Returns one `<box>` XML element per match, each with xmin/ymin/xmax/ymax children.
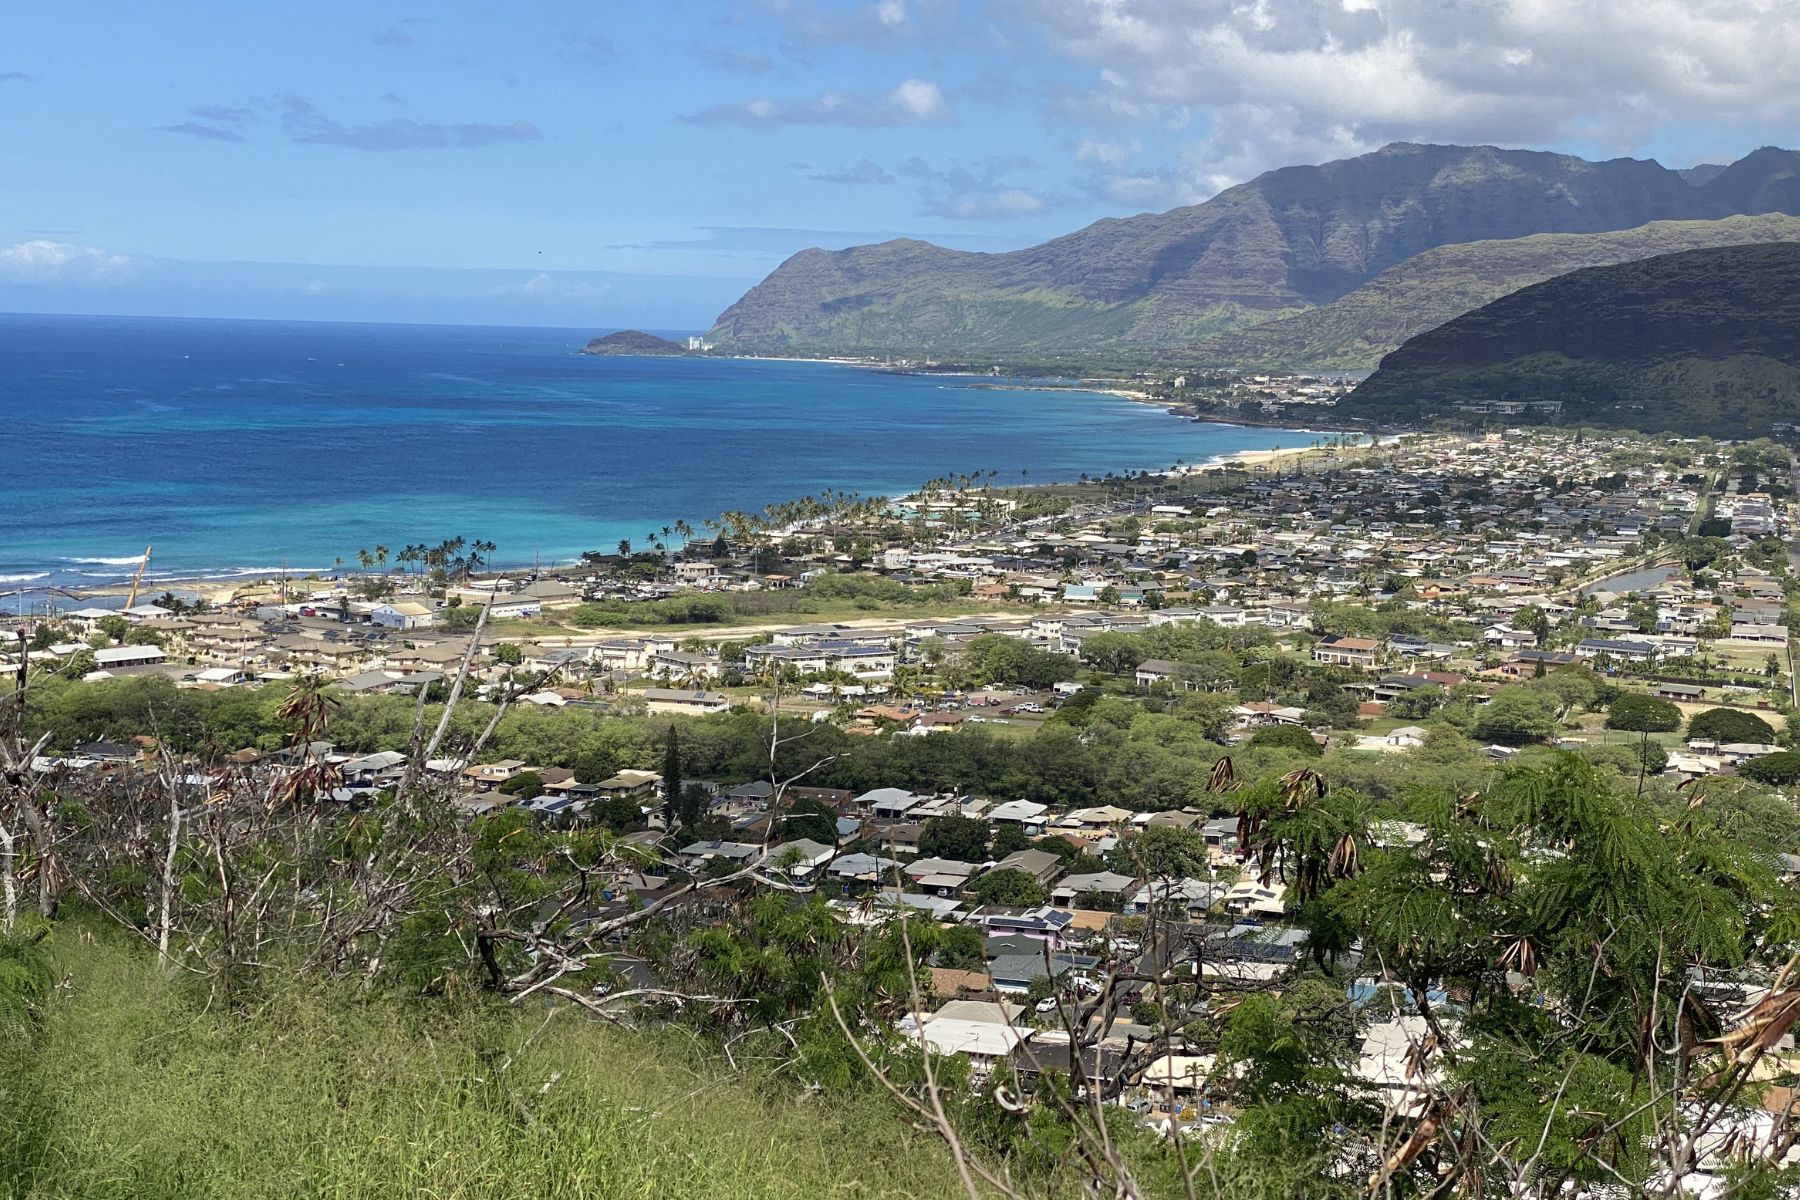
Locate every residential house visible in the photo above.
<box><xmin>988</xmin><ymin>848</ymin><xmax>1064</xmax><ymax>888</ymax></box>
<box><xmin>1058</xmin><ymin>805</ymin><xmax>1134</xmax><ymax>830</ymax></box>
<box><xmin>1312</xmin><ymin>634</ymin><xmax>1382</xmax><ymax>670</ymax></box>
<box><xmin>1134</xmin><ymin>658</ymin><xmax>1187</xmax><ymax>689</ymax></box>
<box><xmin>642</xmin><ymin>688</ymin><xmax>731</xmax><ymax>715</ymax></box>
<box><xmin>92</xmin><ymin>645</ymin><xmax>168</xmax><ymax>670</ymax></box>
<box><xmin>767</xmin><ymin>838</ymin><xmax>836</xmax><ymax>882</ymax></box>
<box><xmin>649</xmin><ymin>650</ymin><xmax>721</xmax><ymax>683</ymax></box>
<box><xmin>678</xmin><ymin>840</ymin><xmax>763</xmax><ymax>870</ymax></box>
<box><xmin>987</xmin><ymin>799</ymin><xmax>1050</xmax><ymax>832</ymax></box>
<box><xmin>1049</xmin><ymin>871</ymin><xmax>1139</xmax><ymax>908</ymax></box>
<box><xmin>1574</xmin><ymin>638</ymin><xmax>1658</xmax><ymax>663</ymax></box>
<box><xmin>905</xmin><ymin>857</ymin><xmax>981</xmax><ymax>897</ymax></box>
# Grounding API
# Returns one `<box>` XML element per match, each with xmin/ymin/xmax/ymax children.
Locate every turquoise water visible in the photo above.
<box><xmin>1</xmin><ymin>313</ymin><xmax>1310</xmax><ymax>596</ymax></box>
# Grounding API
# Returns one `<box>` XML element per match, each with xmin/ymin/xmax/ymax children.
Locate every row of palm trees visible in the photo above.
<box><xmin>335</xmin><ymin>537</ymin><xmax>498</xmax><ymax>585</ymax></box>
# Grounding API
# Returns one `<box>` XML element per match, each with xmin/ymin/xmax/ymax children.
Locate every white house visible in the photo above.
<box><xmin>642</xmin><ymin>688</ymin><xmax>731</xmax><ymax>716</ymax></box>
<box><xmin>370</xmin><ymin>601</ymin><xmax>436</xmax><ymax>630</ymax></box>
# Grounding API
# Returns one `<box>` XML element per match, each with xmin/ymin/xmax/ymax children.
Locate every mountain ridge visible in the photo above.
<box><xmin>1342</xmin><ymin>242</ymin><xmax>1800</xmax><ymax>435</ymax></box>
<box><xmin>1183</xmin><ymin>213</ymin><xmax>1800</xmax><ymax>371</ymax></box>
<box><xmin>706</xmin><ymin>142</ymin><xmax>1800</xmax><ymax>358</ymax></box>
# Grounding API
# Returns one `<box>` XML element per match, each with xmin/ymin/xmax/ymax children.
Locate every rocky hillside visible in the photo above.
<box><xmin>1185</xmin><ymin>213</ymin><xmax>1800</xmax><ymax>371</ymax></box>
<box><xmin>1342</xmin><ymin>242</ymin><xmax>1800</xmax><ymax>435</ymax></box>
<box><xmin>707</xmin><ymin>144</ymin><xmax>1800</xmax><ymax>357</ymax></box>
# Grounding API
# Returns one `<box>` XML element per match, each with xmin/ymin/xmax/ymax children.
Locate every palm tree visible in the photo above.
<box><xmin>356</xmin><ymin>548</ymin><xmax>373</xmax><ymax>577</ymax></box>
<box><xmin>617</xmin><ymin>538</ymin><xmax>632</xmax><ymax>558</ymax></box>
<box><xmin>375</xmin><ymin>544</ymin><xmax>390</xmax><ymax>573</ymax></box>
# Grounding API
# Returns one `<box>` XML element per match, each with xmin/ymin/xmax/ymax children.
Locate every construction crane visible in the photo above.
<box><xmin>124</xmin><ymin>545</ymin><xmax>154</xmax><ymax>608</ymax></box>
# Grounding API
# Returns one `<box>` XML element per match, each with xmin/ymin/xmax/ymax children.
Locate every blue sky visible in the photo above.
<box><xmin>4</xmin><ymin>0</ymin><xmax>1798</xmax><ymax>329</ymax></box>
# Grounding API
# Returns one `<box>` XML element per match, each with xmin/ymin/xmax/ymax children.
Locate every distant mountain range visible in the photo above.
<box><xmin>1342</xmin><ymin>242</ymin><xmax>1800</xmax><ymax>435</ymax></box>
<box><xmin>1184</xmin><ymin>213</ymin><xmax>1800</xmax><ymax>371</ymax></box>
<box><xmin>704</xmin><ymin>143</ymin><xmax>1800</xmax><ymax>362</ymax></box>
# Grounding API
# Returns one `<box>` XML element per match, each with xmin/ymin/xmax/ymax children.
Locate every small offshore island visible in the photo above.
<box><xmin>581</xmin><ymin>329</ymin><xmax>695</xmax><ymax>356</ymax></box>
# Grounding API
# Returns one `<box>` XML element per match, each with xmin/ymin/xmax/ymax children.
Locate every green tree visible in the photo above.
<box><xmin>1741</xmin><ymin>750</ymin><xmax>1800</xmax><ymax>785</ymax></box>
<box><xmin>1604</xmin><ymin>693</ymin><xmax>1682</xmax><ymax>733</ymax></box>
<box><xmin>1114</xmin><ymin>825</ymin><xmax>1211</xmax><ymax>879</ymax></box>
<box><xmin>1385</xmin><ymin>684</ymin><xmax>1444</xmax><ymax>719</ymax></box>
<box><xmin>966</xmin><ymin>868</ymin><xmax>1048</xmax><ymax>906</ymax></box>
<box><xmin>58</xmin><ymin>649</ymin><xmax>97</xmax><ymax>680</ymax></box>
<box><xmin>987</xmin><ymin>824</ymin><xmax>1032</xmax><ymax>858</ymax></box>
<box><xmin>1528</xmin><ymin>665</ymin><xmax>1601</xmax><ymax>717</ymax></box>
<box><xmin>781</xmin><ymin>797</ymin><xmax>839</xmax><ymax>845</ymax></box>
<box><xmin>1248</xmin><ymin>723</ymin><xmax>1323</xmax><ymax>757</ymax></box>
<box><xmin>936</xmin><ymin>924</ymin><xmax>987</xmax><ymax>970</ymax></box>
<box><xmin>1471</xmin><ymin>686</ymin><xmax>1560</xmax><ymax>745</ymax></box>
<box><xmin>917</xmin><ymin>814</ymin><xmax>989</xmax><ymax>862</ymax></box>
<box><xmin>497</xmin><ymin>770</ymin><xmax>544</xmax><ymax>799</ymax></box>
<box><xmin>438</xmin><ymin>605</ymin><xmax>482</xmax><ymax>631</ymax></box>
<box><xmin>1078</xmin><ymin>631</ymin><xmax>1141</xmax><ymax>676</ymax></box>
<box><xmin>1514</xmin><ymin>603</ymin><xmax>1551</xmax><ymax>645</ymax></box>
<box><xmin>1686</xmin><ymin>707</ymin><xmax>1776</xmax><ymax>744</ymax></box>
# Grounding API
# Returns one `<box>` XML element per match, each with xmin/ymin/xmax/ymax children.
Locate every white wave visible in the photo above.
<box><xmin>214</xmin><ymin>566</ymin><xmax>330</xmax><ymax>577</ymax></box>
<box><xmin>68</xmin><ymin>555</ymin><xmax>148</xmax><ymax>566</ymax></box>
<box><xmin>0</xmin><ymin>572</ymin><xmax>50</xmax><ymax>584</ymax></box>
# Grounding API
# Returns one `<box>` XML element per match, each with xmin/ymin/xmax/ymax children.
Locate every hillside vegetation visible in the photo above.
<box><xmin>1343</xmin><ymin>242</ymin><xmax>1800</xmax><ymax>434</ymax></box>
<box><xmin>1184</xmin><ymin>213</ymin><xmax>1800</xmax><ymax>371</ymax></box>
<box><xmin>0</xmin><ymin>927</ymin><xmax>968</xmax><ymax>1200</ymax></box>
<box><xmin>706</xmin><ymin>143</ymin><xmax>1800</xmax><ymax>357</ymax></box>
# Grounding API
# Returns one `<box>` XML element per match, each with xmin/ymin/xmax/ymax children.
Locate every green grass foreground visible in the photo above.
<box><xmin>0</xmin><ymin>927</ymin><xmax>966</xmax><ymax>1200</ymax></box>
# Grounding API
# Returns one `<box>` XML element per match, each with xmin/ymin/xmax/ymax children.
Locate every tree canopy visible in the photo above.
<box><xmin>1686</xmin><ymin>706</ymin><xmax>1776</xmax><ymax>744</ymax></box>
<box><xmin>1604</xmin><ymin>692</ymin><xmax>1683</xmax><ymax>733</ymax></box>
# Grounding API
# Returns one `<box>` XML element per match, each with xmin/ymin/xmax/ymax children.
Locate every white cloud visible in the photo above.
<box><xmin>899</xmin><ymin>154</ymin><xmax>1055</xmax><ymax>219</ymax></box>
<box><xmin>888</xmin><ymin>78</ymin><xmax>948</xmax><ymax>121</ymax></box>
<box><xmin>0</xmin><ymin>240</ymin><xmax>140</xmax><ymax>284</ymax></box>
<box><xmin>939</xmin><ymin>187</ymin><xmax>1047</xmax><ymax>218</ymax></box>
<box><xmin>1011</xmin><ymin>0</ymin><xmax>1800</xmax><ymax>185</ymax></box>
<box><xmin>1073</xmin><ymin>137</ymin><xmax>1141</xmax><ymax>167</ymax></box>
<box><xmin>686</xmin><ymin>78</ymin><xmax>954</xmax><ymax>128</ymax></box>
<box><xmin>496</xmin><ymin>272</ymin><xmax>611</xmax><ymax>299</ymax></box>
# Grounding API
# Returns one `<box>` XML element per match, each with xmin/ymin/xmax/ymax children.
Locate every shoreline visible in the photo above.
<box><xmin>22</xmin><ymin>436</ymin><xmax>1399</xmax><ymax>607</ymax></box>
<box><xmin>4</xmin><ymin>346</ymin><xmax>1404</xmax><ymax>613</ymax></box>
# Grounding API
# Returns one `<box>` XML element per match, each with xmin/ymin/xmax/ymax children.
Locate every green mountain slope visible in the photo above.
<box><xmin>707</xmin><ymin>143</ymin><xmax>1800</xmax><ymax>357</ymax></box>
<box><xmin>1186</xmin><ymin>213</ymin><xmax>1800</xmax><ymax>370</ymax></box>
<box><xmin>1342</xmin><ymin>242</ymin><xmax>1800</xmax><ymax>435</ymax></box>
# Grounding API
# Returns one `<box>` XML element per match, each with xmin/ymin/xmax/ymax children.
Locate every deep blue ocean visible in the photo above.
<box><xmin>1</xmin><ymin>312</ymin><xmax>1308</xmax><ymax>604</ymax></box>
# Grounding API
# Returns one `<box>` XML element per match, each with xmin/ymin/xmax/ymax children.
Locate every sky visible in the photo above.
<box><xmin>3</xmin><ymin>0</ymin><xmax>1798</xmax><ymax>329</ymax></box>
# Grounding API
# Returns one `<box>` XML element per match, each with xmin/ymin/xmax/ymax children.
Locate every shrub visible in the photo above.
<box><xmin>1247</xmin><ymin>723</ymin><xmax>1323</xmax><ymax>757</ymax></box>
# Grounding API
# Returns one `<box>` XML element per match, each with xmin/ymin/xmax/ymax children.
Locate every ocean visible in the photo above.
<box><xmin>1</xmin><ymin>312</ymin><xmax>1311</xmax><ymax>608</ymax></box>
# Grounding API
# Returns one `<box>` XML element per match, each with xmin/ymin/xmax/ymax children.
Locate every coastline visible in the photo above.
<box><xmin>47</xmin><ymin>437</ymin><xmax>1397</xmax><ymax>604</ymax></box>
<box><xmin>3</xmin><ymin>334</ymin><xmax>1353</xmax><ymax>614</ymax></box>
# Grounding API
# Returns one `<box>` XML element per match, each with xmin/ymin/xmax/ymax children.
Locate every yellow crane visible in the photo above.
<box><xmin>124</xmin><ymin>545</ymin><xmax>153</xmax><ymax>608</ymax></box>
